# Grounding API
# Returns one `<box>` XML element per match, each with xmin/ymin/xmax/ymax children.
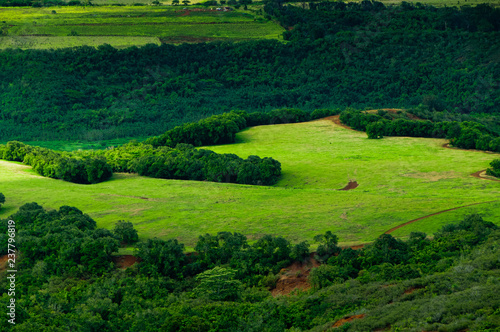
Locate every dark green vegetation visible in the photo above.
<box><xmin>487</xmin><ymin>159</ymin><xmax>500</xmax><ymax>178</ymax></box>
<box><xmin>0</xmin><ymin>108</ymin><xmax>340</xmax><ymax>185</ymax></box>
<box><xmin>0</xmin><ymin>3</ymin><xmax>499</xmax><ymax>142</ymax></box>
<box><xmin>1</xmin><ymin>202</ymin><xmax>499</xmax><ymax>331</ymax></box>
<box><xmin>0</xmin><ymin>139</ymin><xmax>282</xmax><ymax>186</ymax></box>
<box><xmin>340</xmin><ymin>108</ymin><xmax>500</xmax><ymax>151</ymax></box>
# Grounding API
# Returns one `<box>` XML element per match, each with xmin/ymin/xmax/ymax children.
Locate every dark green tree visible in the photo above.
<box><xmin>113</xmin><ymin>220</ymin><xmax>139</xmax><ymax>244</ymax></box>
<box><xmin>314</xmin><ymin>231</ymin><xmax>341</xmax><ymax>263</ymax></box>
<box><xmin>193</xmin><ymin>267</ymin><xmax>242</xmax><ymax>301</ymax></box>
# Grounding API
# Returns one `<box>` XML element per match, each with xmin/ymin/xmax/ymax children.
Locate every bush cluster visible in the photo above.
<box><xmin>0</xmin><ymin>141</ymin><xmax>112</xmax><ymax>184</ymax></box>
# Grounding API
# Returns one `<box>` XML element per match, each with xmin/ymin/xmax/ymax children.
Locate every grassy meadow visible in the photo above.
<box><xmin>1</xmin><ymin>118</ymin><xmax>499</xmax><ymax>248</ymax></box>
<box><xmin>0</xmin><ymin>5</ymin><xmax>283</xmax><ymax>49</ymax></box>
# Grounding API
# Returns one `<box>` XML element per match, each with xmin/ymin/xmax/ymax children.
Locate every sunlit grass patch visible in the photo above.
<box><xmin>1</xmin><ymin>119</ymin><xmax>498</xmax><ymax>247</ymax></box>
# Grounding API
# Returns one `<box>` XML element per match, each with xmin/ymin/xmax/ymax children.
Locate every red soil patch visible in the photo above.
<box><xmin>112</xmin><ymin>255</ymin><xmax>139</xmax><ymax>269</ymax></box>
<box><xmin>332</xmin><ymin>314</ymin><xmax>365</xmax><ymax>328</ymax></box>
<box><xmin>179</xmin><ymin>10</ymin><xmax>190</xmax><ymax>16</ymax></box>
<box><xmin>384</xmin><ymin>200</ymin><xmax>499</xmax><ymax>234</ymax></box>
<box><xmin>471</xmin><ymin>169</ymin><xmax>500</xmax><ymax>182</ymax></box>
<box><xmin>404</xmin><ymin>285</ymin><xmax>424</xmax><ymax>294</ymax></box>
<box><xmin>326</xmin><ymin>115</ymin><xmax>358</xmax><ymax>131</ymax></box>
<box><xmin>271</xmin><ymin>255</ymin><xmax>320</xmax><ymax>297</ymax></box>
<box><xmin>0</xmin><ymin>255</ymin><xmax>8</xmax><ymax>273</ymax></box>
<box><xmin>339</xmin><ymin>180</ymin><xmax>358</xmax><ymax>190</ymax></box>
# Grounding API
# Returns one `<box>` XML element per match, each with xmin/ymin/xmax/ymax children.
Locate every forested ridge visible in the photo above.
<box><xmin>0</xmin><ymin>3</ymin><xmax>499</xmax><ymax>141</ymax></box>
<box><xmin>0</xmin><ymin>202</ymin><xmax>499</xmax><ymax>331</ymax></box>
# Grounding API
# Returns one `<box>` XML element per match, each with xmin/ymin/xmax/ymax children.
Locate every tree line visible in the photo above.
<box><xmin>0</xmin><ymin>109</ymin><xmax>297</xmax><ymax>185</ymax></box>
<box><xmin>339</xmin><ymin>108</ymin><xmax>500</xmax><ymax>152</ymax></box>
<box><xmin>0</xmin><ymin>141</ymin><xmax>112</xmax><ymax>184</ymax></box>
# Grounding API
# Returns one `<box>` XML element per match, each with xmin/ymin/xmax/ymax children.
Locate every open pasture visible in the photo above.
<box><xmin>1</xmin><ymin>118</ymin><xmax>499</xmax><ymax>247</ymax></box>
<box><xmin>0</xmin><ymin>5</ymin><xmax>283</xmax><ymax>48</ymax></box>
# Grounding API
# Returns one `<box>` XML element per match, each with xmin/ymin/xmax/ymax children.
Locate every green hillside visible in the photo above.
<box><xmin>0</xmin><ymin>5</ymin><xmax>283</xmax><ymax>49</ymax></box>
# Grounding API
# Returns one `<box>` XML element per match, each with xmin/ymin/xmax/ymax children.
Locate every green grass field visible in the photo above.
<box><xmin>0</xmin><ymin>35</ymin><xmax>160</xmax><ymax>49</ymax></box>
<box><xmin>0</xmin><ymin>5</ymin><xmax>283</xmax><ymax>48</ymax></box>
<box><xmin>1</xmin><ymin>119</ymin><xmax>499</xmax><ymax>248</ymax></box>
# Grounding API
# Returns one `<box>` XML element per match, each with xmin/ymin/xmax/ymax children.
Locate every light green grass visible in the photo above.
<box><xmin>0</xmin><ymin>5</ymin><xmax>283</xmax><ymax>48</ymax></box>
<box><xmin>0</xmin><ymin>35</ymin><xmax>160</xmax><ymax>49</ymax></box>
<box><xmin>7</xmin><ymin>21</ymin><xmax>282</xmax><ymax>39</ymax></box>
<box><xmin>1</xmin><ymin>119</ymin><xmax>499</xmax><ymax>247</ymax></box>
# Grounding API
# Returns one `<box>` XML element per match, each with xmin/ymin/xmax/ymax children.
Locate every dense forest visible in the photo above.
<box><xmin>0</xmin><ymin>3</ymin><xmax>499</xmax><ymax>141</ymax></box>
<box><xmin>0</xmin><ymin>201</ymin><xmax>498</xmax><ymax>331</ymax></box>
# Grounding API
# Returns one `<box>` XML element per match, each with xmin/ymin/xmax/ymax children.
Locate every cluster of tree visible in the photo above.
<box><xmin>145</xmin><ymin>108</ymin><xmax>340</xmax><ymax>148</ymax></box>
<box><xmin>1</xmin><ymin>107</ymin><xmax>296</xmax><ymax>186</ymax></box>
<box><xmin>340</xmin><ymin>109</ymin><xmax>500</xmax><ymax>152</ymax></box>
<box><xmin>486</xmin><ymin>159</ymin><xmax>500</xmax><ymax>178</ymax></box>
<box><xmin>310</xmin><ymin>214</ymin><xmax>498</xmax><ymax>288</ymax></box>
<box><xmin>103</xmin><ymin>142</ymin><xmax>281</xmax><ymax>185</ymax></box>
<box><xmin>0</xmin><ymin>141</ymin><xmax>112</xmax><ymax>184</ymax></box>
<box><xmin>266</xmin><ymin>1</ymin><xmax>500</xmax><ymax>42</ymax></box>
<box><xmin>1</xmin><ymin>200</ymin><xmax>498</xmax><ymax>331</ymax></box>
<box><xmin>0</xmin><ymin>193</ymin><xmax>4</xmax><ymax>210</ymax></box>
<box><xmin>0</xmin><ymin>139</ymin><xmax>282</xmax><ymax>186</ymax></box>
<box><xmin>409</xmin><ymin>104</ymin><xmax>500</xmax><ymax>137</ymax></box>
<box><xmin>0</xmin><ymin>203</ymin><xmax>121</xmax><ymax>276</ymax></box>
<box><xmin>145</xmin><ymin>111</ymin><xmax>247</xmax><ymax>148</ymax></box>
<box><xmin>1</xmin><ymin>4</ymin><xmax>499</xmax><ymax>142</ymax></box>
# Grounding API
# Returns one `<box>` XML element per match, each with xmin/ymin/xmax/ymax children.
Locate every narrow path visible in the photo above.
<box><xmin>384</xmin><ymin>200</ymin><xmax>499</xmax><ymax>234</ymax></box>
<box><xmin>471</xmin><ymin>170</ymin><xmax>500</xmax><ymax>182</ymax></box>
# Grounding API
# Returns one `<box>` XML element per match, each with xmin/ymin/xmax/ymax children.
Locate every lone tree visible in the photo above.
<box><xmin>0</xmin><ymin>193</ymin><xmax>4</xmax><ymax>209</ymax></box>
<box><xmin>113</xmin><ymin>220</ymin><xmax>139</xmax><ymax>245</ymax></box>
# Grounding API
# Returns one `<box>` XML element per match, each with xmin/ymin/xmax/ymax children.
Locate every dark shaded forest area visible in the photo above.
<box><xmin>0</xmin><ymin>3</ymin><xmax>499</xmax><ymax>141</ymax></box>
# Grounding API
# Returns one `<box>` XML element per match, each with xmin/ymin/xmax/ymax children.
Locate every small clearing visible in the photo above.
<box><xmin>271</xmin><ymin>255</ymin><xmax>320</xmax><ymax>296</ymax></box>
<box><xmin>112</xmin><ymin>255</ymin><xmax>139</xmax><ymax>269</ymax></box>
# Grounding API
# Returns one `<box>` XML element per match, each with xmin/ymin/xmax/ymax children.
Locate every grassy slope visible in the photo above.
<box><xmin>1</xmin><ymin>118</ymin><xmax>499</xmax><ymax>247</ymax></box>
<box><xmin>0</xmin><ymin>6</ymin><xmax>283</xmax><ymax>49</ymax></box>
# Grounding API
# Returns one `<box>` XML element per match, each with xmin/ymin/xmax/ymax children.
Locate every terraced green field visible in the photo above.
<box><xmin>0</xmin><ymin>6</ymin><xmax>283</xmax><ymax>49</ymax></box>
<box><xmin>1</xmin><ymin>118</ymin><xmax>499</xmax><ymax>248</ymax></box>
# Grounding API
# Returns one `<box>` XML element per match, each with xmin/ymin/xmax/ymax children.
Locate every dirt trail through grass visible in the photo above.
<box><xmin>384</xmin><ymin>200</ymin><xmax>499</xmax><ymax>234</ymax></box>
<box><xmin>471</xmin><ymin>170</ymin><xmax>500</xmax><ymax>182</ymax></box>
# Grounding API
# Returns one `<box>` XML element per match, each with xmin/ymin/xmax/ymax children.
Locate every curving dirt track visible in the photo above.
<box><xmin>471</xmin><ymin>169</ymin><xmax>500</xmax><ymax>182</ymax></box>
<box><xmin>384</xmin><ymin>200</ymin><xmax>499</xmax><ymax>234</ymax></box>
